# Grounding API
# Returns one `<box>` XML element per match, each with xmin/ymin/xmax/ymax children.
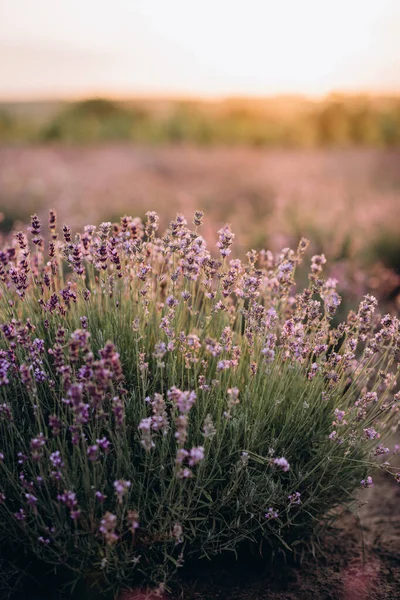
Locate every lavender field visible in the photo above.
<box><xmin>0</xmin><ymin>143</ymin><xmax>399</xmax><ymax>600</ymax></box>
<box><xmin>1</xmin><ymin>145</ymin><xmax>399</xmax><ymax>306</ymax></box>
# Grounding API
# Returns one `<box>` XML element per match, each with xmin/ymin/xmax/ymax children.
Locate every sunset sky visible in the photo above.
<box><xmin>0</xmin><ymin>0</ymin><xmax>399</xmax><ymax>99</ymax></box>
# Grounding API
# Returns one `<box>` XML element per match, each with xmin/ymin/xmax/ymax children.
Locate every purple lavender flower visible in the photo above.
<box><xmin>363</xmin><ymin>428</ymin><xmax>380</xmax><ymax>441</ymax></box>
<box><xmin>38</xmin><ymin>536</ymin><xmax>50</xmax><ymax>545</ymax></box>
<box><xmin>288</xmin><ymin>492</ymin><xmax>301</xmax><ymax>505</ymax></box>
<box><xmin>57</xmin><ymin>490</ymin><xmax>78</xmax><ymax>510</ymax></box>
<box><xmin>126</xmin><ymin>510</ymin><xmax>139</xmax><ymax>534</ymax></box>
<box><xmin>334</xmin><ymin>409</ymin><xmax>346</xmax><ymax>423</ymax></box>
<box><xmin>49</xmin><ymin>450</ymin><xmax>64</xmax><ymax>469</ymax></box>
<box><xmin>177</xmin><ymin>467</ymin><xmax>192</xmax><ymax>479</ymax></box>
<box><xmin>217</xmin><ymin>225</ymin><xmax>234</xmax><ymax>257</ymax></box>
<box><xmin>138</xmin><ymin>417</ymin><xmax>155</xmax><ymax>452</ymax></box>
<box><xmin>168</xmin><ymin>387</ymin><xmax>196</xmax><ymax>415</ymax></box>
<box><xmin>96</xmin><ymin>437</ymin><xmax>110</xmax><ymax>452</ymax></box>
<box><xmin>14</xmin><ymin>509</ymin><xmax>26</xmax><ymax>521</ymax></box>
<box><xmin>188</xmin><ymin>446</ymin><xmax>205</xmax><ymax>467</ymax></box>
<box><xmin>87</xmin><ymin>445</ymin><xmax>99</xmax><ymax>462</ymax></box>
<box><xmin>48</xmin><ymin>415</ymin><xmax>62</xmax><ymax>436</ymax></box>
<box><xmin>25</xmin><ymin>493</ymin><xmax>38</xmax><ymax>509</ymax></box>
<box><xmin>273</xmin><ymin>457</ymin><xmax>290</xmax><ymax>472</ymax></box>
<box><xmin>113</xmin><ymin>479</ymin><xmax>131</xmax><ymax>504</ymax></box>
<box><xmin>176</xmin><ymin>448</ymin><xmax>189</xmax><ymax>465</ymax></box>
<box><xmin>99</xmin><ymin>512</ymin><xmax>118</xmax><ymax>545</ymax></box>
<box><xmin>360</xmin><ymin>476</ymin><xmax>374</xmax><ymax>488</ymax></box>
<box><xmin>0</xmin><ymin>357</ymin><xmax>10</xmax><ymax>386</ymax></box>
<box><xmin>0</xmin><ymin>402</ymin><xmax>13</xmax><ymax>423</ymax></box>
<box><xmin>112</xmin><ymin>396</ymin><xmax>125</xmax><ymax>430</ymax></box>
<box><xmin>265</xmin><ymin>507</ymin><xmax>279</xmax><ymax>519</ymax></box>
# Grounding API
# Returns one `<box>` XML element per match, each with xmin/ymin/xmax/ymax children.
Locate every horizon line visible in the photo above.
<box><xmin>2</xmin><ymin>88</ymin><xmax>400</xmax><ymax>104</ymax></box>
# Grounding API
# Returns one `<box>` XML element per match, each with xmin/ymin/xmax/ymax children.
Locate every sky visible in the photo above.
<box><xmin>0</xmin><ymin>0</ymin><xmax>399</xmax><ymax>99</ymax></box>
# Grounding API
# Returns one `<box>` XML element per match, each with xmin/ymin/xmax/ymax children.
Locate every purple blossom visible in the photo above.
<box><xmin>48</xmin><ymin>415</ymin><xmax>62</xmax><ymax>436</ymax></box>
<box><xmin>127</xmin><ymin>510</ymin><xmax>139</xmax><ymax>534</ymax></box>
<box><xmin>177</xmin><ymin>467</ymin><xmax>193</xmax><ymax>479</ymax></box>
<box><xmin>14</xmin><ymin>509</ymin><xmax>26</xmax><ymax>521</ymax></box>
<box><xmin>96</xmin><ymin>437</ymin><xmax>110</xmax><ymax>452</ymax></box>
<box><xmin>87</xmin><ymin>445</ymin><xmax>99</xmax><ymax>462</ymax></box>
<box><xmin>188</xmin><ymin>446</ymin><xmax>205</xmax><ymax>466</ymax></box>
<box><xmin>374</xmin><ymin>445</ymin><xmax>390</xmax><ymax>456</ymax></box>
<box><xmin>49</xmin><ymin>451</ymin><xmax>64</xmax><ymax>469</ymax></box>
<box><xmin>25</xmin><ymin>493</ymin><xmax>38</xmax><ymax>509</ymax></box>
<box><xmin>0</xmin><ymin>357</ymin><xmax>10</xmax><ymax>386</ymax></box>
<box><xmin>360</xmin><ymin>476</ymin><xmax>374</xmax><ymax>488</ymax></box>
<box><xmin>273</xmin><ymin>457</ymin><xmax>290</xmax><ymax>472</ymax></box>
<box><xmin>138</xmin><ymin>417</ymin><xmax>155</xmax><ymax>452</ymax></box>
<box><xmin>265</xmin><ymin>507</ymin><xmax>279</xmax><ymax>519</ymax></box>
<box><xmin>363</xmin><ymin>428</ymin><xmax>380</xmax><ymax>441</ymax></box>
<box><xmin>113</xmin><ymin>479</ymin><xmax>131</xmax><ymax>504</ymax></box>
<box><xmin>176</xmin><ymin>448</ymin><xmax>189</xmax><ymax>465</ymax></box>
<box><xmin>112</xmin><ymin>396</ymin><xmax>125</xmax><ymax>430</ymax></box>
<box><xmin>99</xmin><ymin>512</ymin><xmax>118</xmax><ymax>545</ymax></box>
<box><xmin>57</xmin><ymin>490</ymin><xmax>78</xmax><ymax>510</ymax></box>
<box><xmin>168</xmin><ymin>387</ymin><xmax>196</xmax><ymax>415</ymax></box>
<box><xmin>217</xmin><ymin>225</ymin><xmax>235</xmax><ymax>257</ymax></box>
<box><xmin>288</xmin><ymin>492</ymin><xmax>301</xmax><ymax>505</ymax></box>
<box><xmin>17</xmin><ymin>452</ymin><xmax>28</xmax><ymax>465</ymax></box>
<box><xmin>38</xmin><ymin>536</ymin><xmax>50</xmax><ymax>545</ymax></box>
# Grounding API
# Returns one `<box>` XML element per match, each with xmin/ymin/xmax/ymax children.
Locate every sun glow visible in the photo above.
<box><xmin>0</xmin><ymin>0</ymin><xmax>399</xmax><ymax>98</ymax></box>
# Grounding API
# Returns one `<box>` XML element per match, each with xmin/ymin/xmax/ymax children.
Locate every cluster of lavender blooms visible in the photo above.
<box><xmin>0</xmin><ymin>210</ymin><xmax>399</xmax><ymax>591</ymax></box>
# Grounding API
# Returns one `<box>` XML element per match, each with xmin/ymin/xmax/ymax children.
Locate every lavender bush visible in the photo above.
<box><xmin>0</xmin><ymin>210</ymin><xmax>399</xmax><ymax>594</ymax></box>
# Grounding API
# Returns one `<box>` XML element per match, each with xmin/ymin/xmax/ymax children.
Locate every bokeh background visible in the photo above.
<box><xmin>0</xmin><ymin>0</ymin><xmax>399</xmax><ymax>311</ymax></box>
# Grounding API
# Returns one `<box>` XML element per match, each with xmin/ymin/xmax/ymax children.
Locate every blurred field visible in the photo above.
<box><xmin>1</xmin><ymin>95</ymin><xmax>400</xmax><ymax>146</ymax></box>
<box><xmin>0</xmin><ymin>144</ymin><xmax>399</xmax><ymax>310</ymax></box>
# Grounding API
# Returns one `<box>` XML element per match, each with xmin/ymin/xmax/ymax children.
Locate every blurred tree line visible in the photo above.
<box><xmin>1</xmin><ymin>95</ymin><xmax>400</xmax><ymax>146</ymax></box>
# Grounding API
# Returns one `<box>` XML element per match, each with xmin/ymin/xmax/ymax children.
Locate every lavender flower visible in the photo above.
<box><xmin>96</xmin><ymin>437</ymin><xmax>110</xmax><ymax>452</ymax></box>
<box><xmin>38</xmin><ymin>536</ymin><xmax>50</xmax><ymax>545</ymax></box>
<box><xmin>99</xmin><ymin>512</ymin><xmax>118</xmax><ymax>545</ymax></box>
<box><xmin>265</xmin><ymin>507</ymin><xmax>279</xmax><ymax>519</ymax></box>
<box><xmin>360</xmin><ymin>476</ymin><xmax>374</xmax><ymax>488</ymax></box>
<box><xmin>363</xmin><ymin>428</ymin><xmax>380</xmax><ymax>441</ymax></box>
<box><xmin>126</xmin><ymin>510</ymin><xmax>139</xmax><ymax>535</ymax></box>
<box><xmin>168</xmin><ymin>387</ymin><xmax>196</xmax><ymax>415</ymax></box>
<box><xmin>14</xmin><ymin>509</ymin><xmax>26</xmax><ymax>521</ymax></box>
<box><xmin>188</xmin><ymin>446</ymin><xmax>205</xmax><ymax>467</ymax></box>
<box><xmin>217</xmin><ymin>225</ymin><xmax>235</xmax><ymax>257</ymax></box>
<box><xmin>95</xmin><ymin>491</ymin><xmax>107</xmax><ymax>502</ymax></box>
<box><xmin>273</xmin><ymin>457</ymin><xmax>290</xmax><ymax>472</ymax></box>
<box><xmin>113</xmin><ymin>479</ymin><xmax>131</xmax><ymax>504</ymax></box>
<box><xmin>49</xmin><ymin>451</ymin><xmax>64</xmax><ymax>469</ymax></box>
<box><xmin>87</xmin><ymin>445</ymin><xmax>99</xmax><ymax>462</ymax></box>
<box><xmin>288</xmin><ymin>492</ymin><xmax>301</xmax><ymax>505</ymax></box>
<box><xmin>25</xmin><ymin>493</ymin><xmax>38</xmax><ymax>509</ymax></box>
